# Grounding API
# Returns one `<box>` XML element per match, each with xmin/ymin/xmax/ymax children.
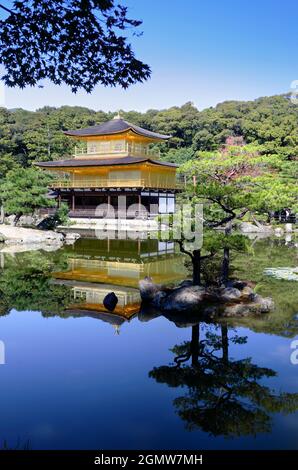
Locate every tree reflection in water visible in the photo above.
<box><xmin>0</xmin><ymin>251</ymin><xmax>71</xmax><ymax>316</ymax></box>
<box><xmin>150</xmin><ymin>323</ymin><xmax>298</xmax><ymax>437</ymax></box>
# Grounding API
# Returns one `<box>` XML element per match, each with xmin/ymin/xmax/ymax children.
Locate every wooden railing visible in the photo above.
<box><xmin>38</xmin><ymin>208</ymin><xmax>57</xmax><ymax>216</ymax></box>
<box><xmin>50</xmin><ymin>178</ymin><xmax>181</xmax><ymax>190</ymax></box>
<box><xmin>68</xmin><ymin>209</ymin><xmax>152</xmax><ymax>219</ymax></box>
<box><xmin>74</xmin><ymin>142</ymin><xmax>160</xmax><ymax>159</ymax></box>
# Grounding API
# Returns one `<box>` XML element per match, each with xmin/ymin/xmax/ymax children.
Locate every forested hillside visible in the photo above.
<box><xmin>0</xmin><ymin>93</ymin><xmax>298</xmax><ymax>171</ymax></box>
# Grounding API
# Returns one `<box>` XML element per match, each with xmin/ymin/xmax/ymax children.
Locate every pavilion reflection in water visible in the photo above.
<box><xmin>52</xmin><ymin>238</ymin><xmax>186</xmax><ymax>331</ymax></box>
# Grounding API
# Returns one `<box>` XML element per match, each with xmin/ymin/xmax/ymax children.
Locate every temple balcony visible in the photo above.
<box><xmin>74</xmin><ymin>141</ymin><xmax>160</xmax><ymax>159</ymax></box>
<box><xmin>50</xmin><ymin>177</ymin><xmax>183</xmax><ymax>190</ymax></box>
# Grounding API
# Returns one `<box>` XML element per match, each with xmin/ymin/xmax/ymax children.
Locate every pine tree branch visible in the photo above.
<box><xmin>205</xmin><ymin>208</ymin><xmax>249</xmax><ymax>228</ymax></box>
<box><xmin>177</xmin><ymin>239</ymin><xmax>194</xmax><ymax>260</ymax></box>
<box><xmin>0</xmin><ymin>3</ymin><xmax>13</xmax><ymax>14</ymax></box>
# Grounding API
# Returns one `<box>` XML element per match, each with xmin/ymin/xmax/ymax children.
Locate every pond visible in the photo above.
<box><xmin>0</xmin><ymin>235</ymin><xmax>297</xmax><ymax>450</ymax></box>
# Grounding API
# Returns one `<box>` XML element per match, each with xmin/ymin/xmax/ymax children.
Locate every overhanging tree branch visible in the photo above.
<box><xmin>206</xmin><ymin>208</ymin><xmax>249</xmax><ymax>228</ymax></box>
<box><xmin>0</xmin><ymin>3</ymin><xmax>13</xmax><ymax>14</ymax></box>
<box><xmin>0</xmin><ymin>0</ymin><xmax>151</xmax><ymax>92</ymax></box>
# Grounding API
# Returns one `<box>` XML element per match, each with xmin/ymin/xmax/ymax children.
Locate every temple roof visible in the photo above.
<box><xmin>62</xmin><ymin>309</ymin><xmax>129</xmax><ymax>326</ymax></box>
<box><xmin>64</xmin><ymin>117</ymin><xmax>171</xmax><ymax>140</ymax></box>
<box><xmin>35</xmin><ymin>156</ymin><xmax>178</xmax><ymax>168</ymax></box>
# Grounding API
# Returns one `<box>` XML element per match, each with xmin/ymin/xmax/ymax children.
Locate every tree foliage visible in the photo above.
<box><xmin>0</xmin><ymin>167</ymin><xmax>54</xmax><ymax>222</ymax></box>
<box><xmin>1</xmin><ymin>94</ymin><xmax>298</xmax><ymax>165</ymax></box>
<box><xmin>0</xmin><ymin>93</ymin><xmax>296</xmax><ymax>239</ymax></box>
<box><xmin>181</xmin><ymin>146</ymin><xmax>298</xmax><ymax>219</ymax></box>
<box><xmin>0</xmin><ymin>0</ymin><xmax>150</xmax><ymax>92</ymax></box>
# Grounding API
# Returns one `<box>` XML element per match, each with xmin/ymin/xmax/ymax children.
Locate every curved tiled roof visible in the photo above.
<box><xmin>64</xmin><ymin>117</ymin><xmax>171</xmax><ymax>140</ymax></box>
<box><xmin>35</xmin><ymin>156</ymin><xmax>178</xmax><ymax>168</ymax></box>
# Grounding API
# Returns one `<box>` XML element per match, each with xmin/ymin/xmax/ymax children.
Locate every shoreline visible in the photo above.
<box><xmin>0</xmin><ymin>225</ymin><xmax>79</xmax><ymax>253</ymax></box>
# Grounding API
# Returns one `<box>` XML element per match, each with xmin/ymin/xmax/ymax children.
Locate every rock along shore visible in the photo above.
<box><xmin>139</xmin><ymin>277</ymin><xmax>274</xmax><ymax>320</ymax></box>
<box><xmin>0</xmin><ymin>225</ymin><xmax>80</xmax><ymax>252</ymax></box>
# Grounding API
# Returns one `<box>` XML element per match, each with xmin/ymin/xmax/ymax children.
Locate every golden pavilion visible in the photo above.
<box><xmin>36</xmin><ymin>114</ymin><xmax>179</xmax><ymax>219</ymax></box>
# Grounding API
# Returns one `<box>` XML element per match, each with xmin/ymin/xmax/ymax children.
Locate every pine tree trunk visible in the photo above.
<box><xmin>192</xmin><ymin>249</ymin><xmax>201</xmax><ymax>285</ymax></box>
<box><xmin>221</xmin><ymin>324</ymin><xmax>228</xmax><ymax>365</ymax></box>
<box><xmin>13</xmin><ymin>213</ymin><xmax>21</xmax><ymax>226</ymax></box>
<box><xmin>221</xmin><ymin>222</ymin><xmax>232</xmax><ymax>285</ymax></box>
<box><xmin>191</xmin><ymin>324</ymin><xmax>200</xmax><ymax>367</ymax></box>
<box><xmin>221</xmin><ymin>247</ymin><xmax>230</xmax><ymax>285</ymax></box>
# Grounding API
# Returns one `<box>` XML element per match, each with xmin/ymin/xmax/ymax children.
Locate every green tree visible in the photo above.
<box><xmin>180</xmin><ymin>146</ymin><xmax>297</xmax><ymax>283</ymax></box>
<box><xmin>0</xmin><ymin>153</ymin><xmax>19</xmax><ymax>185</ymax></box>
<box><xmin>1</xmin><ymin>94</ymin><xmax>298</xmax><ymax>168</ymax></box>
<box><xmin>0</xmin><ymin>167</ymin><xmax>54</xmax><ymax>224</ymax></box>
<box><xmin>160</xmin><ymin>147</ymin><xmax>195</xmax><ymax>165</ymax></box>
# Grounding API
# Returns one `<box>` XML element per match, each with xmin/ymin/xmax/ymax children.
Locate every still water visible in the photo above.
<box><xmin>0</xmin><ymin>236</ymin><xmax>297</xmax><ymax>450</ymax></box>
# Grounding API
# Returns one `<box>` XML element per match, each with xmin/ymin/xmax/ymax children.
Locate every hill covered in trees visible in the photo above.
<box><xmin>0</xmin><ymin>93</ymin><xmax>298</xmax><ymax>170</ymax></box>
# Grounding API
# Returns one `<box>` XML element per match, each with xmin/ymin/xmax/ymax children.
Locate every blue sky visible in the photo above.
<box><xmin>1</xmin><ymin>0</ymin><xmax>298</xmax><ymax>111</ymax></box>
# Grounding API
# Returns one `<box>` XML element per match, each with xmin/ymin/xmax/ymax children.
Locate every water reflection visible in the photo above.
<box><xmin>150</xmin><ymin>323</ymin><xmax>298</xmax><ymax>437</ymax></box>
<box><xmin>0</xmin><ymin>250</ymin><xmax>71</xmax><ymax>316</ymax></box>
<box><xmin>0</xmin><ymin>239</ymin><xmax>187</xmax><ymax>328</ymax></box>
<box><xmin>0</xmin><ymin>237</ymin><xmax>297</xmax><ymax>337</ymax></box>
<box><xmin>52</xmin><ymin>239</ymin><xmax>187</xmax><ymax>329</ymax></box>
<box><xmin>0</xmin><ymin>237</ymin><xmax>298</xmax><ymax>448</ymax></box>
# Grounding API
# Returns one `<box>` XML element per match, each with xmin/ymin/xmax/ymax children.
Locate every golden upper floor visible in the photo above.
<box><xmin>36</xmin><ymin>116</ymin><xmax>179</xmax><ymax>189</ymax></box>
<box><xmin>74</xmin><ymin>139</ymin><xmax>160</xmax><ymax>159</ymax></box>
<box><xmin>65</xmin><ymin>115</ymin><xmax>170</xmax><ymax>160</ymax></box>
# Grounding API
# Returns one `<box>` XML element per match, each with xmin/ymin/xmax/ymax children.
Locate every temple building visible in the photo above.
<box><xmin>36</xmin><ymin>115</ymin><xmax>179</xmax><ymax>219</ymax></box>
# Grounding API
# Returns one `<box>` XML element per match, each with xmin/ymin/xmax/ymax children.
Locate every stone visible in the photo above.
<box><xmin>225</xmin><ymin>279</ymin><xmax>247</xmax><ymax>290</ymax></box>
<box><xmin>138</xmin><ymin>304</ymin><xmax>162</xmax><ymax>323</ymax></box>
<box><xmin>103</xmin><ymin>292</ymin><xmax>118</xmax><ymax>312</ymax></box>
<box><xmin>63</xmin><ymin>232</ymin><xmax>81</xmax><ymax>244</ymax></box>
<box><xmin>152</xmin><ymin>291</ymin><xmax>168</xmax><ymax>308</ymax></box>
<box><xmin>162</xmin><ymin>285</ymin><xmax>206</xmax><ymax>312</ymax></box>
<box><xmin>0</xmin><ymin>232</ymin><xmax>6</xmax><ymax>243</ymax></box>
<box><xmin>3</xmin><ymin>214</ymin><xmax>40</xmax><ymax>227</ymax></box>
<box><xmin>0</xmin><ymin>225</ymin><xmax>64</xmax><ymax>248</ymax></box>
<box><xmin>178</xmin><ymin>279</ymin><xmax>193</xmax><ymax>288</ymax></box>
<box><xmin>17</xmin><ymin>215</ymin><xmax>35</xmax><ymax>226</ymax></box>
<box><xmin>204</xmin><ymin>288</ymin><xmax>221</xmax><ymax>303</ymax></box>
<box><xmin>138</xmin><ymin>277</ymin><xmax>274</xmax><ymax>320</ymax></box>
<box><xmin>139</xmin><ymin>277</ymin><xmax>162</xmax><ymax>302</ymax></box>
<box><xmin>36</xmin><ymin>216</ymin><xmax>57</xmax><ymax>230</ymax></box>
<box><xmin>239</xmin><ymin>222</ymin><xmax>273</xmax><ymax>234</ymax></box>
<box><xmin>221</xmin><ymin>303</ymin><xmax>252</xmax><ymax>317</ymax></box>
<box><xmin>163</xmin><ymin>309</ymin><xmax>205</xmax><ymax>327</ymax></box>
<box><xmin>240</xmin><ymin>285</ymin><xmax>254</xmax><ymax>300</ymax></box>
<box><xmin>4</xmin><ymin>215</ymin><xmax>15</xmax><ymax>226</ymax></box>
<box><xmin>221</xmin><ymin>297</ymin><xmax>274</xmax><ymax>317</ymax></box>
<box><xmin>0</xmin><ymin>243</ymin><xmax>64</xmax><ymax>254</ymax></box>
<box><xmin>252</xmin><ymin>295</ymin><xmax>275</xmax><ymax>313</ymax></box>
<box><xmin>274</xmin><ymin>227</ymin><xmax>284</xmax><ymax>237</ymax></box>
<box><xmin>200</xmin><ymin>304</ymin><xmax>221</xmax><ymax>318</ymax></box>
<box><xmin>219</xmin><ymin>287</ymin><xmax>242</xmax><ymax>302</ymax></box>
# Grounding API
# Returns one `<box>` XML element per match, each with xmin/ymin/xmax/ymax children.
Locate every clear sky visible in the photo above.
<box><xmin>1</xmin><ymin>0</ymin><xmax>298</xmax><ymax>111</ymax></box>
